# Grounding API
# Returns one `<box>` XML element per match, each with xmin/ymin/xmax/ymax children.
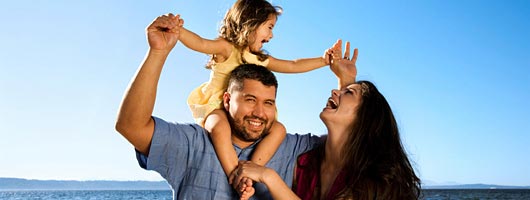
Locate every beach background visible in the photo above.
<box><xmin>1</xmin><ymin>0</ymin><xmax>529</xmax><ymax>190</ymax></box>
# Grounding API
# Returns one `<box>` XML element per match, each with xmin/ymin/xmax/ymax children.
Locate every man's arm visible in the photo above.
<box><xmin>115</xmin><ymin>14</ymin><xmax>182</xmax><ymax>155</ymax></box>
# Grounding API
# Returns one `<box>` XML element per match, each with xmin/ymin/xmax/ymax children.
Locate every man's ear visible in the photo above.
<box><xmin>223</xmin><ymin>92</ymin><xmax>231</xmax><ymax>111</ymax></box>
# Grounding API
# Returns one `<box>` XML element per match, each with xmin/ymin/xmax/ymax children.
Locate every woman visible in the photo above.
<box><xmin>230</xmin><ymin>41</ymin><xmax>421</xmax><ymax>199</ymax></box>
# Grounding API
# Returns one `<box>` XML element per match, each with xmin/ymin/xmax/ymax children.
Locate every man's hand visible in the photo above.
<box><xmin>146</xmin><ymin>13</ymin><xmax>183</xmax><ymax>52</ymax></box>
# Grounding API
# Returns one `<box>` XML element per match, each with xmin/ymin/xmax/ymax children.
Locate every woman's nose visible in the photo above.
<box><xmin>332</xmin><ymin>89</ymin><xmax>340</xmax><ymax>97</ymax></box>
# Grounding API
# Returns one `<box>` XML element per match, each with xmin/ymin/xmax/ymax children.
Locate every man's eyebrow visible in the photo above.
<box><xmin>243</xmin><ymin>93</ymin><xmax>257</xmax><ymax>98</ymax></box>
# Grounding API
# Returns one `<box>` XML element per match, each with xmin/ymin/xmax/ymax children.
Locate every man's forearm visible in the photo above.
<box><xmin>115</xmin><ymin>49</ymin><xmax>170</xmax><ymax>154</ymax></box>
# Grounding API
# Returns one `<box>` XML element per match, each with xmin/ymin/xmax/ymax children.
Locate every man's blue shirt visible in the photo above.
<box><xmin>136</xmin><ymin>117</ymin><xmax>321</xmax><ymax>199</ymax></box>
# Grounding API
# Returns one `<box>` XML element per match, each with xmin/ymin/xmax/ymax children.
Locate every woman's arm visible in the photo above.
<box><xmin>231</xmin><ymin>161</ymin><xmax>301</xmax><ymax>200</ymax></box>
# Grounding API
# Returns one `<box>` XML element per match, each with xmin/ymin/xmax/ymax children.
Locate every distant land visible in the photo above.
<box><xmin>1</xmin><ymin>177</ymin><xmax>529</xmax><ymax>191</ymax></box>
<box><xmin>423</xmin><ymin>184</ymin><xmax>530</xmax><ymax>189</ymax></box>
<box><xmin>0</xmin><ymin>178</ymin><xmax>170</xmax><ymax>190</ymax></box>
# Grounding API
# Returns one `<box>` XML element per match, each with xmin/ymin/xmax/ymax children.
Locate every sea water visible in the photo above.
<box><xmin>1</xmin><ymin>189</ymin><xmax>530</xmax><ymax>199</ymax></box>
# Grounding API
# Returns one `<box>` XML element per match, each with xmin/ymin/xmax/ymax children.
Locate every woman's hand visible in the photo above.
<box><xmin>328</xmin><ymin>39</ymin><xmax>359</xmax><ymax>88</ymax></box>
<box><xmin>229</xmin><ymin>161</ymin><xmax>269</xmax><ymax>186</ymax></box>
<box><xmin>230</xmin><ymin>161</ymin><xmax>300</xmax><ymax>200</ymax></box>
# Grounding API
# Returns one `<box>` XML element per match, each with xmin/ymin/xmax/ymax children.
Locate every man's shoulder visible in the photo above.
<box><xmin>280</xmin><ymin>133</ymin><xmax>323</xmax><ymax>151</ymax></box>
<box><xmin>285</xmin><ymin>132</ymin><xmax>322</xmax><ymax>140</ymax></box>
<box><xmin>151</xmin><ymin>116</ymin><xmax>210</xmax><ymax>144</ymax></box>
<box><xmin>153</xmin><ymin>116</ymin><xmax>206</xmax><ymax>132</ymax></box>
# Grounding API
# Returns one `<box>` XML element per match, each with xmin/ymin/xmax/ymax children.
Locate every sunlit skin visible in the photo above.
<box><xmin>223</xmin><ymin>79</ymin><xmax>277</xmax><ymax>147</ymax></box>
<box><xmin>320</xmin><ymin>83</ymin><xmax>363</xmax><ymax>130</ymax></box>
<box><xmin>248</xmin><ymin>14</ymin><xmax>276</xmax><ymax>53</ymax></box>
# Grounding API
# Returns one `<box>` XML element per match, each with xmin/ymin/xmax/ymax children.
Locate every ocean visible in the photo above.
<box><xmin>1</xmin><ymin>189</ymin><xmax>530</xmax><ymax>199</ymax></box>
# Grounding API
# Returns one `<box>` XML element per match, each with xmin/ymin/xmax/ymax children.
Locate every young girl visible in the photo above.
<box><xmin>177</xmin><ymin>0</ymin><xmax>332</xmax><ymax>197</ymax></box>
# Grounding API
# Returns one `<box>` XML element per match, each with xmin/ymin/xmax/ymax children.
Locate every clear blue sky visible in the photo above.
<box><xmin>1</xmin><ymin>0</ymin><xmax>529</xmax><ymax>186</ymax></box>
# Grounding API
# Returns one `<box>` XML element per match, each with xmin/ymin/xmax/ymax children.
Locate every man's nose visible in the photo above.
<box><xmin>252</xmin><ymin>103</ymin><xmax>265</xmax><ymax>118</ymax></box>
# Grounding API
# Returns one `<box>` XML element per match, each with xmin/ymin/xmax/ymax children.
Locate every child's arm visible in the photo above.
<box><xmin>177</xmin><ymin>16</ymin><xmax>232</xmax><ymax>59</ymax></box>
<box><xmin>251</xmin><ymin>121</ymin><xmax>286</xmax><ymax>166</ymax></box>
<box><xmin>266</xmin><ymin>41</ymin><xmax>337</xmax><ymax>73</ymax></box>
<box><xmin>266</xmin><ymin>56</ymin><xmax>329</xmax><ymax>73</ymax></box>
<box><xmin>204</xmin><ymin>109</ymin><xmax>239</xmax><ymax>177</ymax></box>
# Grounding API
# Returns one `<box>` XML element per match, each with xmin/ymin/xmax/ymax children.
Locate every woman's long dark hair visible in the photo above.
<box><xmin>334</xmin><ymin>81</ymin><xmax>421</xmax><ymax>199</ymax></box>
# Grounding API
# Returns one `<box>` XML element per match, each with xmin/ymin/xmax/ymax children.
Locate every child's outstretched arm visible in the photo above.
<box><xmin>177</xmin><ymin>15</ymin><xmax>232</xmax><ymax>59</ymax></box>
<box><xmin>251</xmin><ymin>121</ymin><xmax>286</xmax><ymax>166</ymax></box>
<box><xmin>266</xmin><ymin>56</ymin><xmax>328</xmax><ymax>73</ymax></box>
<box><xmin>265</xmin><ymin>43</ymin><xmax>334</xmax><ymax>73</ymax></box>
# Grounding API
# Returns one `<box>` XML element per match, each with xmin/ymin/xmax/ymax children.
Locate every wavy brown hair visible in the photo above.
<box><xmin>207</xmin><ymin>0</ymin><xmax>281</xmax><ymax>69</ymax></box>
<box><xmin>332</xmin><ymin>81</ymin><xmax>421</xmax><ymax>199</ymax></box>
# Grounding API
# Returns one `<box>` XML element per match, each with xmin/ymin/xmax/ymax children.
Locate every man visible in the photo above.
<box><xmin>115</xmin><ymin>14</ymin><xmax>320</xmax><ymax>199</ymax></box>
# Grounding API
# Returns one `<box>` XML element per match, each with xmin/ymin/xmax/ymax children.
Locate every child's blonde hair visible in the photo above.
<box><xmin>208</xmin><ymin>0</ymin><xmax>282</xmax><ymax>69</ymax></box>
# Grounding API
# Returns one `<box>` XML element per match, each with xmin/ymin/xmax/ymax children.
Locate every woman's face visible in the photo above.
<box><xmin>320</xmin><ymin>83</ymin><xmax>364</xmax><ymax>128</ymax></box>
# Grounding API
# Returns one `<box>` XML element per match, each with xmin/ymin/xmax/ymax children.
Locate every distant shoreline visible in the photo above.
<box><xmin>1</xmin><ymin>177</ymin><xmax>529</xmax><ymax>190</ymax></box>
<box><xmin>0</xmin><ymin>178</ymin><xmax>171</xmax><ymax>191</ymax></box>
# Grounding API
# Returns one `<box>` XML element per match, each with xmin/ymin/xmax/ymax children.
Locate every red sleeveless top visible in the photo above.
<box><xmin>293</xmin><ymin>149</ymin><xmax>347</xmax><ymax>200</ymax></box>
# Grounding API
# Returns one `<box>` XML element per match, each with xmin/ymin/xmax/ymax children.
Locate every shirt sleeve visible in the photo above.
<box><xmin>135</xmin><ymin>117</ymin><xmax>206</xmax><ymax>182</ymax></box>
<box><xmin>289</xmin><ymin>133</ymin><xmax>323</xmax><ymax>156</ymax></box>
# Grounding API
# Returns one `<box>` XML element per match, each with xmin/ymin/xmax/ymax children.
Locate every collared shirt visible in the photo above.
<box><xmin>136</xmin><ymin>117</ymin><xmax>321</xmax><ymax>199</ymax></box>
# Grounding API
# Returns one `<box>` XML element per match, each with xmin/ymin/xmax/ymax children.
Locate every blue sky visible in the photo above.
<box><xmin>1</xmin><ymin>0</ymin><xmax>529</xmax><ymax>186</ymax></box>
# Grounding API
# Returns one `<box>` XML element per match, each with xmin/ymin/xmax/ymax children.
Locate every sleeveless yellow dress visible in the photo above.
<box><xmin>187</xmin><ymin>46</ymin><xmax>270</xmax><ymax>126</ymax></box>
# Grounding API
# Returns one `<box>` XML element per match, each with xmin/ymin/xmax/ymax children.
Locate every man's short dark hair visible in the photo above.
<box><xmin>227</xmin><ymin>64</ymin><xmax>278</xmax><ymax>93</ymax></box>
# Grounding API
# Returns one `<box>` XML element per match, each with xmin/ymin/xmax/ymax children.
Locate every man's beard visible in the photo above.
<box><xmin>230</xmin><ymin>115</ymin><xmax>271</xmax><ymax>142</ymax></box>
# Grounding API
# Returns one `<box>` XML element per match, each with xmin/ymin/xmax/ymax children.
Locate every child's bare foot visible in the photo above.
<box><xmin>239</xmin><ymin>185</ymin><xmax>255</xmax><ymax>200</ymax></box>
<box><xmin>239</xmin><ymin>177</ymin><xmax>255</xmax><ymax>200</ymax></box>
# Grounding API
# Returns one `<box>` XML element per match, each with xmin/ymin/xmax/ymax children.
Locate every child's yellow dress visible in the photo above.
<box><xmin>187</xmin><ymin>46</ymin><xmax>269</xmax><ymax>126</ymax></box>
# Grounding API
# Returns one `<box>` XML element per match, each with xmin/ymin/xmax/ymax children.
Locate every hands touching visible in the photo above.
<box><xmin>146</xmin><ymin>13</ymin><xmax>184</xmax><ymax>53</ymax></box>
<box><xmin>327</xmin><ymin>39</ymin><xmax>359</xmax><ymax>88</ymax></box>
<box><xmin>229</xmin><ymin>161</ymin><xmax>270</xmax><ymax>200</ymax></box>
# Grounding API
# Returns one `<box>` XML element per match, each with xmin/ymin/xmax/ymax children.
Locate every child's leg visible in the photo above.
<box><xmin>205</xmin><ymin>109</ymin><xmax>239</xmax><ymax>177</ymax></box>
<box><xmin>250</xmin><ymin>121</ymin><xmax>286</xmax><ymax>166</ymax></box>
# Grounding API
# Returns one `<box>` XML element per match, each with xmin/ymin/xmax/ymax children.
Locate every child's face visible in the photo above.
<box><xmin>248</xmin><ymin>14</ymin><xmax>277</xmax><ymax>53</ymax></box>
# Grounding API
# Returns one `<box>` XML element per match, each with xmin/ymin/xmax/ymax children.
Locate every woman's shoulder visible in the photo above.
<box><xmin>296</xmin><ymin>148</ymin><xmax>321</xmax><ymax>168</ymax></box>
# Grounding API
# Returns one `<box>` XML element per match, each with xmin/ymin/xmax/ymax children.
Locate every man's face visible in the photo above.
<box><xmin>224</xmin><ymin>79</ymin><xmax>277</xmax><ymax>144</ymax></box>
